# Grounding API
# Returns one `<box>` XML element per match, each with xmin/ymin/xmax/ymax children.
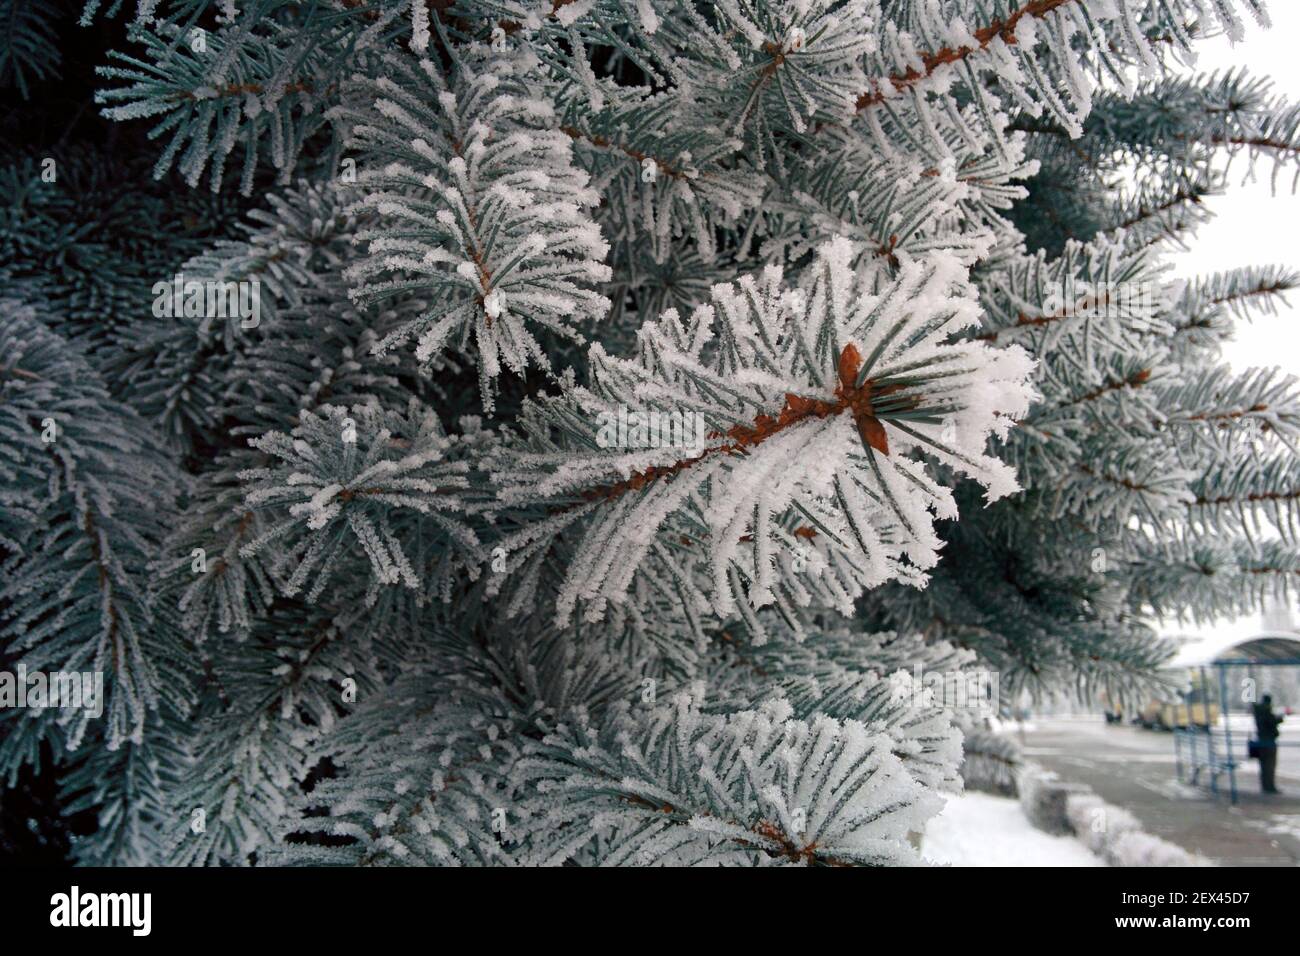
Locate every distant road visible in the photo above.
<box><xmin>1018</xmin><ymin>715</ymin><xmax>1300</xmax><ymax>866</ymax></box>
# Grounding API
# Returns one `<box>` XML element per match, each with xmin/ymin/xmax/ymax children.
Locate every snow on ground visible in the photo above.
<box><xmin>921</xmin><ymin>792</ymin><xmax>1105</xmax><ymax>867</ymax></box>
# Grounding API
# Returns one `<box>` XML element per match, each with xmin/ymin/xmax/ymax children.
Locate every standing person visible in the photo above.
<box><xmin>1252</xmin><ymin>695</ymin><xmax>1284</xmax><ymax>794</ymax></box>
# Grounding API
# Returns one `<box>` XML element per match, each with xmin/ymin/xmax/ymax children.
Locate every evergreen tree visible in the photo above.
<box><xmin>2</xmin><ymin>0</ymin><xmax>1298</xmax><ymax>865</ymax></box>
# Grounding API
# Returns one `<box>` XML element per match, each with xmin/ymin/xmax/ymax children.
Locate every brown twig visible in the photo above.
<box><xmin>855</xmin><ymin>0</ymin><xmax>1078</xmax><ymax>110</ymax></box>
<box><xmin>579</xmin><ymin>344</ymin><xmax>899</xmax><ymax>505</ymax></box>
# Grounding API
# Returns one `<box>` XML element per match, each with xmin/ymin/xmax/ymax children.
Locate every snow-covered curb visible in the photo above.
<box><xmin>958</xmin><ymin>729</ymin><xmax>1020</xmax><ymax>797</ymax></box>
<box><xmin>962</xmin><ymin>731</ymin><xmax>1211</xmax><ymax>866</ymax></box>
<box><xmin>1019</xmin><ymin>765</ymin><xmax>1212</xmax><ymax>867</ymax></box>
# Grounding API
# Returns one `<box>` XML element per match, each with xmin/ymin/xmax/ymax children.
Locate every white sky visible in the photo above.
<box><xmin>1138</xmin><ymin>6</ymin><xmax>1300</xmax><ymax>642</ymax></box>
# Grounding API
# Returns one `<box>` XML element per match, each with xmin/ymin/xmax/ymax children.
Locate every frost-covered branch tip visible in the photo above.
<box><xmin>490</xmin><ymin>237</ymin><xmax>1036</xmax><ymax>628</ymax></box>
<box><xmin>341</xmin><ymin>48</ymin><xmax>612</xmax><ymax>411</ymax></box>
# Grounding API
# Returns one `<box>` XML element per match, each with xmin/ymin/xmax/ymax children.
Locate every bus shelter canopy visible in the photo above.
<box><xmin>1164</xmin><ymin>633</ymin><xmax>1300</xmax><ymax>669</ymax></box>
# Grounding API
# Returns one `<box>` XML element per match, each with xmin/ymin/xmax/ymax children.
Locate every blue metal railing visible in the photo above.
<box><xmin>1175</xmin><ymin>726</ymin><xmax>1298</xmax><ymax>801</ymax></box>
<box><xmin>1174</xmin><ymin>727</ymin><xmax>1238</xmax><ymax>798</ymax></box>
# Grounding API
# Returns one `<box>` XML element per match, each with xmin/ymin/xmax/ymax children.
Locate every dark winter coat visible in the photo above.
<box><xmin>1253</xmin><ymin>704</ymin><xmax>1284</xmax><ymax>743</ymax></box>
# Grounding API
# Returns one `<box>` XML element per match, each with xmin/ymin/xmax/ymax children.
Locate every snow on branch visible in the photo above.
<box><xmin>516</xmin><ymin>696</ymin><xmax>942</xmax><ymax>865</ymax></box>
<box><xmin>490</xmin><ymin>237</ymin><xmax>1035</xmax><ymax>629</ymax></box>
<box><xmin>855</xmin><ymin>0</ymin><xmax>1267</xmax><ymax>147</ymax></box>
<box><xmin>0</xmin><ymin>299</ymin><xmax>192</xmax><ymax>752</ymax></box>
<box><xmin>239</xmin><ymin>401</ymin><xmax>483</xmax><ymax>602</ymax></box>
<box><xmin>339</xmin><ymin>46</ymin><xmax>612</xmax><ymax>411</ymax></box>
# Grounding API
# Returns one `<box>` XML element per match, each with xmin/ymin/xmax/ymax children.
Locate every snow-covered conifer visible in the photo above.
<box><xmin>3</xmin><ymin>0</ymin><xmax>1297</xmax><ymax>867</ymax></box>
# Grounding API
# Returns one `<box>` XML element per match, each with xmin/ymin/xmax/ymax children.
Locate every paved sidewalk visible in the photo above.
<box><xmin>1018</xmin><ymin>716</ymin><xmax>1300</xmax><ymax>866</ymax></box>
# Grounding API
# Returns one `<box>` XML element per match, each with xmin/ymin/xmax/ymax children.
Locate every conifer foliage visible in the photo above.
<box><xmin>1</xmin><ymin>0</ymin><xmax>1298</xmax><ymax>865</ymax></box>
